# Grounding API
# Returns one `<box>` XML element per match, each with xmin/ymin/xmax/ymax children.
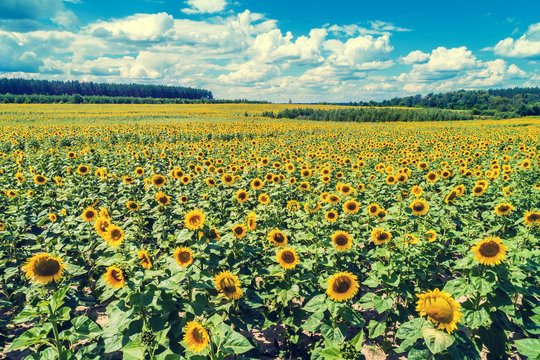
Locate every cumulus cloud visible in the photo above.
<box><xmin>182</xmin><ymin>0</ymin><xmax>227</xmax><ymax>14</ymax></box>
<box><xmin>88</xmin><ymin>13</ymin><xmax>174</xmax><ymax>41</ymax></box>
<box><xmin>401</xmin><ymin>50</ymin><xmax>429</xmax><ymax>64</ymax></box>
<box><xmin>492</xmin><ymin>22</ymin><xmax>540</xmax><ymax>58</ymax></box>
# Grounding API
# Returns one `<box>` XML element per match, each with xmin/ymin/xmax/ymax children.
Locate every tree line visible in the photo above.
<box><xmin>350</xmin><ymin>87</ymin><xmax>540</xmax><ymax>118</ymax></box>
<box><xmin>0</xmin><ymin>78</ymin><xmax>213</xmax><ymax>100</ymax></box>
<box><xmin>261</xmin><ymin>107</ymin><xmax>473</xmax><ymax>122</ymax></box>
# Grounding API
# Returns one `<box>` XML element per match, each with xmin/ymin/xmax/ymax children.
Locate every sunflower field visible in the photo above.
<box><xmin>0</xmin><ymin>104</ymin><xmax>539</xmax><ymax>360</ymax></box>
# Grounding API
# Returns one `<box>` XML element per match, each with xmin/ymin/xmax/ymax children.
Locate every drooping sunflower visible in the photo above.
<box><xmin>410</xmin><ymin>199</ymin><xmax>429</xmax><ymax>216</ymax></box>
<box><xmin>331</xmin><ymin>231</ymin><xmax>353</xmax><ymax>251</ymax></box>
<box><xmin>445</xmin><ymin>189</ymin><xmax>458</xmax><ymax>204</ymax></box>
<box><xmin>23</xmin><ymin>253</ymin><xmax>65</xmax><ymax>284</ymax></box>
<box><xmin>494</xmin><ymin>203</ymin><xmax>514</xmax><ymax>216</ymax></box>
<box><xmin>103</xmin><ymin>266</ymin><xmax>125</xmax><ymax>288</ymax></box>
<box><xmin>138</xmin><ymin>250</ymin><xmax>152</xmax><ymax>269</ymax></box>
<box><xmin>471</xmin><ymin>237</ymin><xmax>508</xmax><ymax>266</ymax></box>
<box><xmin>151</xmin><ymin>174</ymin><xmax>166</xmax><ymax>187</ymax></box>
<box><xmin>276</xmin><ymin>247</ymin><xmax>299</xmax><ymax>270</ymax></box>
<box><xmin>214</xmin><ymin>270</ymin><xmax>243</xmax><ymax>299</ymax></box>
<box><xmin>183</xmin><ymin>321</ymin><xmax>210</xmax><ymax>354</ymax></box>
<box><xmin>104</xmin><ymin>224</ymin><xmax>124</xmax><ymax>247</ymax></box>
<box><xmin>326</xmin><ymin>272</ymin><xmax>359</xmax><ymax>302</ymax></box>
<box><xmin>342</xmin><ymin>200</ymin><xmax>360</xmax><ymax>215</ymax></box>
<box><xmin>404</xmin><ymin>233</ymin><xmax>418</xmax><ymax>245</ymax></box>
<box><xmin>425</xmin><ymin>230</ymin><xmax>437</xmax><ymax>242</ymax></box>
<box><xmin>81</xmin><ymin>207</ymin><xmax>98</xmax><ymax>222</ymax></box>
<box><xmin>247</xmin><ymin>212</ymin><xmax>257</xmax><ymax>231</ymax></box>
<box><xmin>235</xmin><ymin>189</ymin><xmax>249</xmax><ymax>203</ymax></box>
<box><xmin>523</xmin><ymin>211</ymin><xmax>540</xmax><ymax>226</ymax></box>
<box><xmin>174</xmin><ymin>247</ymin><xmax>194</xmax><ymax>267</ymax></box>
<box><xmin>232</xmin><ymin>224</ymin><xmax>247</xmax><ymax>239</ymax></box>
<box><xmin>371</xmin><ymin>228</ymin><xmax>392</xmax><ymax>245</ymax></box>
<box><xmin>185</xmin><ymin>209</ymin><xmax>205</xmax><ymax>230</ymax></box>
<box><xmin>94</xmin><ymin>217</ymin><xmax>110</xmax><ymax>236</ymax></box>
<box><xmin>268</xmin><ymin>229</ymin><xmax>288</xmax><ymax>246</ymax></box>
<box><xmin>416</xmin><ymin>288</ymin><xmax>463</xmax><ymax>333</ymax></box>
<box><xmin>155</xmin><ymin>191</ymin><xmax>171</xmax><ymax>206</ymax></box>
<box><xmin>325</xmin><ymin>210</ymin><xmax>338</xmax><ymax>222</ymax></box>
<box><xmin>126</xmin><ymin>201</ymin><xmax>139</xmax><ymax>211</ymax></box>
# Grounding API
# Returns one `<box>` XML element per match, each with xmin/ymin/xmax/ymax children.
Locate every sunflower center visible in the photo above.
<box><xmin>192</xmin><ymin>327</ymin><xmax>206</xmax><ymax>343</ymax></box>
<box><xmin>34</xmin><ymin>257</ymin><xmax>61</xmax><ymax>276</ymax></box>
<box><xmin>378</xmin><ymin>232</ymin><xmax>388</xmax><ymax>241</ymax></box>
<box><xmin>347</xmin><ymin>203</ymin><xmax>356</xmax><ymax>210</ymax></box>
<box><xmin>111</xmin><ymin>229</ymin><xmax>122</xmax><ymax>240</ymax></box>
<box><xmin>474</xmin><ymin>187</ymin><xmax>482</xmax><ymax>193</ymax></box>
<box><xmin>334</xmin><ymin>235</ymin><xmax>349</xmax><ymax>246</ymax></box>
<box><xmin>479</xmin><ymin>241</ymin><xmax>500</xmax><ymax>258</ymax></box>
<box><xmin>189</xmin><ymin>215</ymin><xmax>201</xmax><ymax>226</ymax></box>
<box><xmin>158</xmin><ymin>196</ymin><xmax>167</xmax><ymax>204</ymax></box>
<box><xmin>281</xmin><ymin>251</ymin><xmax>295</xmax><ymax>264</ymax></box>
<box><xmin>238</xmin><ymin>192</ymin><xmax>246</xmax><ymax>200</ymax></box>
<box><xmin>369</xmin><ymin>206</ymin><xmax>377</xmax><ymax>213</ymax></box>
<box><xmin>37</xmin><ymin>176</ymin><xmax>45</xmax><ymax>182</ymax></box>
<box><xmin>332</xmin><ymin>276</ymin><xmax>351</xmax><ymax>294</ymax></box>
<box><xmin>273</xmin><ymin>233</ymin><xmax>284</xmax><ymax>243</ymax></box>
<box><xmin>498</xmin><ymin>205</ymin><xmax>509</xmax><ymax>212</ymax></box>
<box><xmin>425</xmin><ymin>297</ymin><xmax>454</xmax><ymax>324</ymax></box>
<box><xmin>110</xmin><ymin>269</ymin><xmax>123</xmax><ymax>282</ymax></box>
<box><xmin>178</xmin><ymin>252</ymin><xmax>191</xmax><ymax>263</ymax></box>
<box><xmin>155</xmin><ymin>177</ymin><xmax>164</xmax><ymax>185</ymax></box>
<box><xmin>234</xmin><ymin>227</ymin><xmax>244</xmax><ymax>235</ymax></box>
<box><xmin>220</xmin><ymin>277</ymin><xmax>237</xmax><ymax>294</ymax></box>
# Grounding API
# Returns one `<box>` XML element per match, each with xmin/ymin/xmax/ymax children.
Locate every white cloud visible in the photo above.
<box><xmin>88</xmin><ymin>13</ymin><xmax>174</xmax><ymax>41</ymax></box>
<box><xmin>401</xmin><ymin>50</ymin><xmax>429</xmax><ymax>64</ymax></box>
<box><xmin>51</xmin><ymin>9</ymin><xmax>78</xmax><ymax>29</ymax></box>
<box><xmin>507</xmin><ymin>64</ymin><xmax>527</xmax><ymax>78</ymax></box>
<box><xmin>493</xmin><ymin>22</ymin><xmax>540</xmax><ymax>58</ymax></box>
<box><xmin>325</xmin><ymin>34</ymin><xmax>393</xmax><ymax>68</ymax></box>
<box><xmin>182</xmin><ymin>0</ymin><xmax>226</xmax><ymax>14</ymax></box>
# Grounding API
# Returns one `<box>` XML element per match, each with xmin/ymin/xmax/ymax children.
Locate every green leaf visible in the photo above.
<box><xmin>421</xmin><ymin>323</ymin><xmax>454</xmax><ymax>354</ymax></box>
<box><xmin>122</xmin><ymin>338</ymin><xmax>145</xmax><ymax>360</ymax></box>
<box><xmin>221</xmin><ymin>327</ymin><xmax>253</xmax><ymax>355</ymax></box>
<box><xmin>8</xmin><ymin>324</ymin><xmax>52</xmax><ymax>350</ymax></box>
<box><xmin>317</xmin><ymin>347</ymin><xmax>342</xmax><ymax>360</ymax></box>
<box><xmin>396</xmin><ymin>318</ymin><xmax>426</xmax><ymax>340</ymax></box>
<box><xmin>464</xmin><ymin>307</ymin><xmax>490</xmax><ymax>329</ymax></box>
<box><xmin>350</xmin><ymin>330</ymin><xmax>364</xmax><ymax>352</ymax></box>
<box><xmin>303</xmin><ymin>310</ymin><xmax>324</xmax><ymax>332</ymax></box>
<box><xmin>368</xmin><ymin>319</ymin><xmax>386</xmax><ymax>339</ymax></box>
<box><xmin>303</xmin><ymin>294</ymin><xmax>327</xmax><ymax>313</ymax></box>
<box><xmin>321</xmin><ymin>322</ymin><xmax>348</xmax><ymax>343</ymax></box>
<box><xmin>51</xmin><ymin>285</ymin><xmax>70</xmax><ymax>310</ymax></box>
<box><xmin>514</xmin><ymin>338</ymin><xmax>540</xmax><ymax>359</ymax></box>
<box><xmin>72</xmin><ymin>315</ymin><xmax>102</xmax><ymax>339</ymax></box>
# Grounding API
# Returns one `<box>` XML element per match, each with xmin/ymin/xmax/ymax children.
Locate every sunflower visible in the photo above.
<box><xmin>471</xmin><ymin>237</ymin><xmax>508</xmax><ymax>266</ymax></box>
<box><xmin>77</xmin><ymin>165</ymin><xmax>90</xmax><ymax>176</ymax></box>
<box><xmin>342</xmin><ymin>200</ymin><xmax>360</xmax><ymax>215</ymax></box>
<box><xmin>268</xmin><ymin>229</ymin><xmax>288</xmax><ymax>246</ymax></box>
<box><xmin>325</xmin><ymin>210</ymin><xmax>338</xmax><ymax>222</ymax></box>
<box><xmin>410</xmin><ymin>199</ymin><xmax>429</xmax><ymax>216</ymax></box>
<box><xmin>386</xmin><ymin>175</ymin><xmax>396</xmax><ymax>185</ymax></box>
<box><xmin>185</xmin><ymin>209</ymin><xmax>205</xmax><ymax>230</ymax></box>
<box><xmin>426</xmin><ymin>171</ymin><xmax>438</xmax><ymax>183</ymax></box>
<box><xmin>377</xmin><ymin>209</ymin><xmax>388</xmax><ymax>219</ymax></box>
<box><xmin>411</xmin><ymin>185</ymin><xmax>423</xmax><ymax>197</ymax></box>
<box><xmin>155</xmin><ymin>191</ymin><xmax>171</xmax><ymax>206</ymax></box>
<box><xmin>183</xmin><ymin>321</ymin><xmax>210</xmax><ymax>354</ymax></box>
<box><xmin>221</xmin><ymin>173</ymin><xmax>234</xmax><ymax>185</ymax></box>
<box><xmin>126</xmin><ymin>201</ymin><xmax>139</xmax><ymax>211</ymax></box>
<box><xmin>445</xmin><ymin>189</ymin><xmax>458</xmax><ymax>204</ymax></box>
<box><xmin>214</xmin><ymin>270</ymin><xmax>243</xmax><ymax>300</ymax></box>
<box><xmin>404</xmin><ymin>234</ymin><xmax>418</xmax><ymax>245</ymax></box>
<box><xmin>472</xmin><ymin>185</ymin><xmax>486</xmax><ymax>196</ymax></box>
<box><xmin>371</xmin><ymin>228</ymin><xmax>392</xmax><ymax>245</ymax></box>
<box><xmin>174</xmin><ymin>247</ymin><xmax>194</xmax><ymax>267</ymax></box>
<box><xmin>331</xmin><ymin>231</ymin><xmax>353</xmax><ymax>251</ymax></box>
<box><xmin>247</xmin><ymin>212</ymin><xmax>257</xmax><ymax>231</ymax></box>
<box><xmin>103</xmin><ymin>266</ymin><xmax>125</xmax><ymax>288</ymax></box>
<box><xmin>135</xmin><ymin>167</ymin><xmax>144</xmax><ymax>176</ymax></box>
<box><xmin>416</xmin><ymin>288</ymin><xmax>463</xmax><ymax>333</ymax></box>
<box><xmin>151</xmin><ymin>174</ymin><xmax>166</xmax><ymax>187</ymax></box>
<box><xmin>23</xmin><ymin>253</ymin><xmax>65</xmax><ymax>284</ymax></box>
<box><xmin>326</xmin><ymin>272</ymin><xmax>359</xmax><ymax>302</ymax></box>
<box><xmin>0</xmin><ymin>222</ymin><xmax>5</xmax><ymax>231</ymax></box>
<box><xmin>232</xmin><ymin>224</ymin><xmax>247</xmax><ymax>239</ymax></box>
<box><xmin>368</xmin><ymin>203</ymin><xmax>380</xmax><ymax>216</ymax></box>
<box><xmin>258</xmin><ymin>193</ymin><xmax>270</xmax><ymax>205</ymax></box>
<box><xmin>425</xmin><ymin>230</ymin><xmax>437</xmax><ymax>242</ymax></box>
<box><xmin>33</xmin><ymin>174</ymin><xmax>47</xmax><ymax>185</ymax></box>
<box><xmin>235</xmin><ymin>189</ymin><xmax>249</xmax><ymax>203</ymax></box>
<box><xmin>327</xmin><ymin>194</ymin><xmax>341</xmax><ymax>204</ymax></box>
<box><xmin>99</xmin><ymin>207</ymin><xmax>111</xmax><ymax>220</ymax></box>
<box><xmin>251</xmin><ymin>178</ymin><xmax>264</xmax><ymax>190</ymax></box>
<box><xmin>94</xmin><ymin>217</ymin><xmax>110</xmax><ymax>236</ymax></box>
<box><xmin>48</xmin><ymin>213</ymin><xmax>57</xmax><ymax>222</ymax></box>
<box><xmin>138</xmin><ymin>250</ymin><xmax>152</xmax><ymax>269</ymax></box>
<box><xmin>104</xmin><ymin>224</ymin><xmax>124</xmax><ymax>247</ymax></box>
<box><xmin>523</xmin><ymin>211</ymin><xmax>540</xmax><ymax>226</ymax></box>
<box><xmin>494</xmin><ymin>203</ymin><xmax>514</xmax><ymax>216</ymax></box>
<box><xmin>81</xmin><ymin>207</ymin><xmax>98</xmax><ymax>222</ymax></box>
<box><xmin>276</xmin><ymin>247</ymin><xmax>299</xmax><ymax>270</ymax></box>
<box><xmin>205</xmin><ymin>177</ymin><xmax>216</xmax><ymax>187</ymax></box>
<box><xmin>201</xmin><ymin>228</ymin><xmax>221</xmax><ymax>241</ymax></box>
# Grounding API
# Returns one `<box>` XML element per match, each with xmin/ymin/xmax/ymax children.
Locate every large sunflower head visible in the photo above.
<box><xmin>410</xmin><ymin>199</ymin><xmax>429</xmax><ymax>216</ymax></box>
<box><xmin>151</xmin><ymin>174</ymin><xmax>166</xmax><ymax>187</ymax></box>
<box><xmin>174</xmin><ymin>247</ymin><xmax>194</xmax><ymax>267</ymax></box>
<box><xmin>426</xmin><ymin>171</ymin><xmax>438</xmax><ymax>183</ymax></box>
<box><xmin>342</xmin><ymin>200</ymin><xmax>360</xmax><ymax>214</ymax></box>
<box><xmin>232</xmin><ymin>224</ymin><xmax>247</xmax><ymax>239</ymax></box>
<box><xmin>371</xmin><ymin>228</ymin><xmax>392</xmax><ymax>245</ymax></box>
<box><xmin>23</xmin><ymin>253</ymin><xmax>65</xmax><ymax>284</ymax></box>
<box><xmin>214</xmin><ymin>270</ymin><xmax>243</xmax><ymax>300</ymax></box>
<box><xmin>268</xmin><ymin>229</ymin><xmax>288</xmax><ymax>246</ymax></box>
<box><xmin>33</xmin><ymin>174</ymin><xmax>47</xmax><ymax>185</ymax></box>
<box><xmin>416</xmin><ymin>288</ymin><xmax>463</xmax><ymax>333</ymax></box>
<box><xmin>103</xmin><ymin>266</ymin><xmax>125</xmax><ymax>288</ymax></box>
<box><xmin>494</xmin><ymin>203</ymin><xmax>514</xmax><ymax>216</ymax></box>
<box><xmin>331</xmin><ymin>231</ymin><xmax>353</xmax><ymax>251</ymax></box>
<box><xmin>471</xmin><ymin>237</ymin><xmax>508</xmax><ymax>266</ymax></box>
<box><xmin>77</xmin><ymin>165</ymin><xmax>90</xmax><ymax>176</ymax></box>
<box><xmin>276</xmin><ymin>247</ymin><xmax>299</xmax><ymax>270</ymax></box>
<box><xmin>138</xmin><ymin>250</ymin><xmax>152</xmax><ymax>269</ymax></box>
<box><xmin>326</xmin><ymin>272</ymin><xmax>359</xmax><ymax>302</ymax></box>
<box><xmin>81</xmin><ymin>207</ymin><xmax>98</xmax><ymax>222</ymax></box>
<box><xmin>183</xmin><ymin>321</ymin><xmax>210</xmax><ymax>354</ymax></box>
<box><xmin>251</xmin><ymin>178</ymin><xmax>264</xmax><ymax>190</ymax></box>
<box><xmin>221</xmin><ymin>173</ymin><xmax>234</xmax><ymax>185</ymax></box>
<box><xmin>104</xmin><ymin>224</ymin><xmax>124</xmax><ymax>247</ymax></box>
<box><xmin>235</xmin><ymin>189</ymin><xmax>249</xmax><ymax>203</ymax></box>
<box><xmin>155</xmin><ymin>191</ymin><xmax>171</xmax><ymax>206</ymax></box>
<box><xmin>185</xmin><ymin>209</ymin><xmax>205</xmax><ymax>230</ymax></box>
<box><xmin>325</xmin><ymin>210</ymin><xmax>338</xmax><ymax>222</ymax></box>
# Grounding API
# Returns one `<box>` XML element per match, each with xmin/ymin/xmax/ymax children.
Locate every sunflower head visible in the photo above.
<box><xmin>326</xmin><ymin>272</ymin><xmax>359</xmax><ymax>302</ymax></box>
<box><xmin>151</xmin><ymin>174</ymin><xmax>166</xmax><ymax>187</ymax></box>
<box><xmin>104</xmin><ymin>224</ymin><xmax>124</xmax><ymax>247</ymax></box>
<box><xmin>371</xmin><ymin>228</ymin><xmax>392</xmax><ymax>245</ymax></box>
<box><xmin>343</xmin><ymin>200</ymin><xmax>360</xmax><ymax>214</ymax></box>
<box><xmin>235</xmin><ymin>190</ymin><xmax>249</xmax><ymax>203</ymax></box>
<box><xmin>81</xmin><ymin>207</ymin><xmax>98</xmax><ymax>222</ymax></box>
<box><xmin>410</xmin><ymin>199</ymin><xmax>429</xmax><ymax>216</ymax></box>
<box><xmin>77</xmin><ymin>165</ymin><xmax>90</xmax><ymax>176</ymax></box>
<box><xmin>411</xmin><ymin>185</ymin><xmax>423</xmax><ymax>197</ymax></box>
<box><xmin>232</xmin><ymin>224</ymin><xmax>247</xmax><ymax>239</ymax></box>
<box><xmin>368</xmin><ymin>203</ymin><xmax>380</xmax><ymax>216</ymax></box>
<box><xmin>214</xmin><ymin>270</ymin><xmax>243</xmax><ymax>300</ymax></box>
<box><xmin>138</xmin><ymin>250</ymin><xmax>152</xmax><ymax>269</ymax></box>
<box><xmin>185</xmin><ymin>209</ymin><xmax>205</xmax><ymax>230</ymax></box>
<box><xmin>126</xmin><ymin>201</ymin><xmax>139</xmax><ymax>211</ymax></box>
<box><xmin>276</xmin><ymin>247</ymin><xmax>299</xmax><ymax>270</ymax></box>
<box><xmin>425</xmin><ymin>230</ymin><xmax>437</xmax><ymax>242</ymax></box>
<box><xmin>524</xmin><ymin>211</ymin><xmax>540</xmax><ymax>226</ymax></box>
<box><xmin>268</xmin><ymin>229</ymin><xmax>288</xmax><ymax>246</ymax></box>
<box><xmin>23</xmin><ymin>253</ymin><xmax>65</xmax><ymax>284</ymax></box>
<box><xmin>494</xmin><ymin>203</ymin><xmax>514</xmax><ymax>216</ymax></box>
<box><xmin>331</xmin><ymin>231</ymin><xmax>353</xmax><ymax>251</ymax></box>
<box><xmin>94</xmin><ymin>217</ymin><xmax>111</xmax><ymax>236</ymax></box>
<box><xmin>155</xmin><ymin>191</ymin><xmax>171</xmax><ymax>206</ymax></box>
<box><xmin>258</xmin><ymin>193</ymin><xmax>270</xmax><ymax>205</ymax></box>
<box><xmin>103</xmin><ymin>266</ymin><xmax>125</xmax><ymax>288</ymax></box>
<box><xmin>416</xmin><ymin>288</ymin><xmax>463</xmax><ymax>333</ymax></box>
<box><xmin>404</xmin><ymin>233</ymin><xmax>418</xmax><ymax>245</ymax></box>
<box><xmin>183</xmin><ymin>321</ymin><xmax>210</xmax><ymax>354</ymax></box>
<box><xmin>174</xmin><ymin>247</ymin><xmax>194</xmax><ymax>267</ymax></box>
<box><xmin>247</xmin><ymin>212</ymin><xmax>257</xmax><ymax>231</ymax></box>
<box><xmin>325</xmin><ymin>210</ymin><xmax>338</xmax><ymax>222</ymax></box>
<box><xmin>33</xmin><ymin>174</ymin><xmax>47</xmax><ymax>185</ymax></box>
<box><xmin>471</xmin><ymin>237</ymin><xmax>508</xmax><ymax>266</ymax></box>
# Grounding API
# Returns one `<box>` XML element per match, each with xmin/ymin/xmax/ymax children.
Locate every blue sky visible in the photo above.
<box><xmin>1</xmin><ymin>0</ymin><xmax>539</xmax><ymax>102</ymax></box>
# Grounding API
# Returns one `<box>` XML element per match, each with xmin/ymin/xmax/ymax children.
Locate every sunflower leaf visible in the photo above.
<box><xmin>514</xmin><ymin>338</ymin><xmax>540</xmax><ymax>359</ymax></box>
<box><xmin>421</xmin><ymin>323</ymin><xmax>454</xmax><ymax>354</ymax></box>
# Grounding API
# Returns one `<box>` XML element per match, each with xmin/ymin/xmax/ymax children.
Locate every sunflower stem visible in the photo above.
<box><xmin>48</xmin><ymin>303</ymin><xmax>66</xmax><ymax>360</ymax></box>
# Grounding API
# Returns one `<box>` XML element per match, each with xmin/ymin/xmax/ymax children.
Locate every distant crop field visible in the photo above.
<box><xmin>1</xmin><ymin>104</ymin><xmax>539</xmax><ymax>360</ymax></box>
